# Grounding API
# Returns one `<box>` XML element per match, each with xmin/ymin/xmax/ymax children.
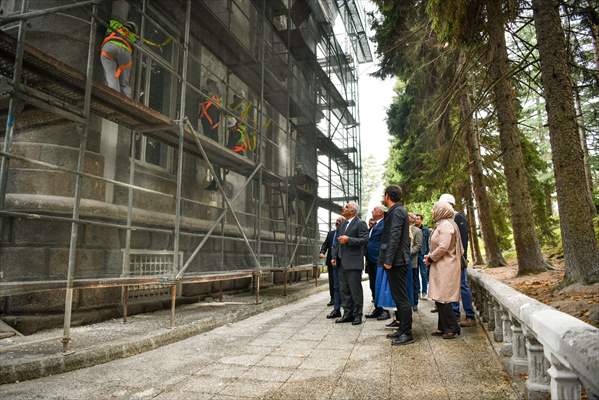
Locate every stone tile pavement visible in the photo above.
<box><xmin>0</xmin><ymin>282</ymin><xmax>520</xmax><ymax>400</ymax></box>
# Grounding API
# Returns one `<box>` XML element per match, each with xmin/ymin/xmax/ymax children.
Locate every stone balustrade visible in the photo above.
<box><xmin>468</xmin><ymin>269</ymin><xmax>599</xmax><ymax>400</ymax></box>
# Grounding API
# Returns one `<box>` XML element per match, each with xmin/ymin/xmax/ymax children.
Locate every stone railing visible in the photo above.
<box><xmin>467</xmin><ymin>269</ymin><xmax>599</xmax><ymax>400</ymax></box>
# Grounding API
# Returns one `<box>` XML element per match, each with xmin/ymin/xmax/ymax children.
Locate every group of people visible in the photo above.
<box><xmin>320</xmin><ymin>186</ymin><xmax>477</xmax><ymax>345</ymax></box>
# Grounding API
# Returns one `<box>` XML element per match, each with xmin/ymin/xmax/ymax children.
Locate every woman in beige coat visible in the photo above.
<box><xmin>424</xmin><ymin>201</ymin><xmax>464</xmax><ymax>339</ymax></box>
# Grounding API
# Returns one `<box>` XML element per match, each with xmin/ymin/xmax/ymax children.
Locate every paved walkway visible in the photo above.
<box><xmin>0</xmin><ymin>282</ymin><xmax>519</xmax><ymax>400</ymax></box>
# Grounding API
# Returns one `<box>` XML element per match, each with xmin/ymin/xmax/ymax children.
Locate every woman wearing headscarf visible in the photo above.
<box><xmin>424</xmin><ymin>201</ymin><xmax>464</xmax><ymax>339</ymax></box>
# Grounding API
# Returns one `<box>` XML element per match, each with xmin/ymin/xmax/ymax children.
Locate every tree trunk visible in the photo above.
<box><xmin>591</xmin><ymin>22</ymin><xmax>599</xmax><ymax>82</ymax></box>
<box><xmin>582</xmin><ymin>4</ymin><xmax>599</xmax><ymax>83</ymax></box>
<box><xmin>573</xmin><ymin>86</ymin><xmax>596</xmax><ymax>218</ymax></box>
<box><xmin>466</xmin><ymin>179</ymin><xmax>485</xmax><ymax>266</ymax></box>
<box><xmin>532</xmin><ymin>0</ymin><xmax>599</xmax><ymax>283</ymax></box>
<box><xmin>563</xmin><ymin>4</ymin><xmax>596</xmax><ymax>218</ymax></box>
<box><xmin>459</xmin><ymin>65</ymin><xmax>506</xmax><ymax>267</ymax></box>
<box><xmin>485</xmin><ymin>0</ymin><xmax>546</xmax><ymax>274</ymax></box>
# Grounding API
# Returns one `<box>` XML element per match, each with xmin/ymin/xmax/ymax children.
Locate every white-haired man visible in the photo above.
<box><xmin>331</xmin><ymin>201</ymin><xmax>369</xmax><ymax>325</ymax></box>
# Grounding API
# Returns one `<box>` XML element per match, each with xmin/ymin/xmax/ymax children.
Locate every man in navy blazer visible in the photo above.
<box><xmin>365</xmin><ymin>206</ymin><xmax>389</xmax><ymax>320</ymax></box>
<box><xmin>320</xmin><ymin>217</ymin><xmax>345</xmax><ymax>312</ymax></box>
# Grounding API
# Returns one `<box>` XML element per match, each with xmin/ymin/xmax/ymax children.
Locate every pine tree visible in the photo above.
<box><xmin>531</xmin><ymin>0</ymin><xmax>599</xmax><ymax>283</ymax></box>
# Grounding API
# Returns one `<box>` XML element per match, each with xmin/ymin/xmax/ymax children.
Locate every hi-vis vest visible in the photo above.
<box><xmin>102</xmin><ymin>19</ymin><xmax>138</xmax><ymax>52</ymax></box>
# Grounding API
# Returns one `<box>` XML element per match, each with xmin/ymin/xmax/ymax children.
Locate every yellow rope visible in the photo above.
<box><xmin>142</xmin><ymin>36</ymin><xmax>172</xmax><ymax>48</ymax></box>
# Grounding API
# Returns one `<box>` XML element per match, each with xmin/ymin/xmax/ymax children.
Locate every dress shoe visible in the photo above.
<box><xmin>385</xmin><ymin>320</ymin><xmax>400</xmax><ymax>329</ymax></box>
<box><xmin>391</xmin><ymin>333</ymin><xmax>415</xmax><ymax>346</ymax></box>
<box><xmin>459</xmin><ymin>318</ymin><xmax>477</xmax><ymax>327</ymax></box>
<box><xmin>376</xmin><ymin>310</ymin><xmax>391</xmax><ymax>321</ymax></box>
<box><xmin>335</xmin><ymin>313</ymin><xmax>354</xmax><ymax>323</ymax></box>
<box><xmin>326</xmin><ymin>310</ymin><xmax>341</xmax><ymax>319</ymax></box>
<box><xmin>431</xmin><ymin>330</ymin><xmax>444</xmax><ymax>336</ymax></box>
<box><xmin>442</xmin><ymin>332</ymin><xmax>460</xmax><ymax>340</ymax></box>
<box><xmin>365</xmin><ymin>308</ymin><xmax>381</xmax><ymax>319</ymax></box>
<box><xmin>327</xmin><ymin>301</ymin><xmax>334</xmax><ymax>306</ymax></box>
<box><xmin>386</xmin><ymin>330</ymin><xmax>402</xmax><ymax>339</ymax></box>
<box><xmin>352</xmin><ymin>315</ymin><xmax>362</xmax><ymax>325</ymax></box>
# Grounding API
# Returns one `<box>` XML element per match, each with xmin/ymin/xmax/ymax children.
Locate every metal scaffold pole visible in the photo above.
<box><xmin>62</xmin><ymin>3</ymin><xmax>98</xmax><ymax>352</ymax></box>
<box><xmin>170</xmin><ymin>0</ymin><xmax>192</xmax><ymax>328</ymax></box>
<box><xmin>254</xmin><ymin>0</ymin><xmax>267</xmax><ymax>305</ymax></box>
<box><xmin>0</xmin><ymin>0</ymin><xmax>27</xmax><ymax>244</ymax></box>
<box><xmin>122</xmin><ymin>0</ymin><xmax>149</xmax><ymax>325</ymax></box>
<box><xmin>283</xmin><ymin>1</ymin><xmax>292</xmax><ymax>288</ymax></box>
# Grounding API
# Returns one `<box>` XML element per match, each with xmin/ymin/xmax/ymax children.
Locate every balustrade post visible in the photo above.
<box><xmin>547</xmin><ymin>357</ymin><xmax>581</xmax><ymax>400</ymax></box>
<box><xmin>493</xmin><ymin>303</ymin><xmax>503</xmax><ymax>342</ymax></box>
<box><xmin>481</xmin><ymin>291</ymin><xmax>489</xmax><ymax>323</ymax></box>
<box><xmin>472</xmin><ymin>283</ymin><xmax>481</xmax><ymax>315</ymax></box>
<box><xmin>500</xmin><ymin>309</ymin><xmax>512</xmax><ymax>356</ymax></box>
<box><xmin>487</xmin><ymin>298</ymin><xmax>495</xmax><ymax>331</ymax></box>
<box><xmin>509</xmin><ymin>319</ymin><xmax>528</xmax><ymax>375</ymax></box>
<box><xmin>525</xmin><ymin>335</ymin><xmax>550</xmax><ymax>400</ymax></box>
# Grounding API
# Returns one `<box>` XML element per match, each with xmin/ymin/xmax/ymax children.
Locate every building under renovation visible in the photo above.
<box><xmin>0</xmin><ymin>0</ymin><xmax>370</xmax><ymax>344</ymax></box>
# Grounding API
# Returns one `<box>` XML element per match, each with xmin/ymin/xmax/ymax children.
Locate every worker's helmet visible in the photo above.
<box><xmin>124</xmin><ymin>21</ymin><xmax>138</xmax><ymax>34</ymax></box>
<box><xmin>438</xmin><ymin>193</ymin><xmax>456</xmax><ymax>206</ymax></box>
<box><xmin>226</xmin><ymin>117</ymin><xmax>237</xmax><ymax>128</ymax></box>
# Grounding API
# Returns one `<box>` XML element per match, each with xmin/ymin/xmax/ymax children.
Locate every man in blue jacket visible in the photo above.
<box><xmin>365</xmin><ymin>206</ymin><xmax>389</xmax><ymax>320</ymax></box>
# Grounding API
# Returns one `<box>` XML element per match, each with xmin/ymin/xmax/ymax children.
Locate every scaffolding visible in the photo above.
<box><xmin>0</xmin><ymin>0</ymin><xmax>370</xmax><ymax>351</ymax></box>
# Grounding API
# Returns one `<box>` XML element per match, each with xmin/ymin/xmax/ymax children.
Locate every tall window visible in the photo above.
<box><xmin>132</xmin><ymin>2</ymin><xmax>180</xmax><ymax>174</ymax></box>
<box><xmin>134</xmin><ymin>134</ymin><xmax>175</xmax><ymax>174</ymax></box>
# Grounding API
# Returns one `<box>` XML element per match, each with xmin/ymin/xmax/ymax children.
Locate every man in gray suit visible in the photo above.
<box><xmin>332</xmin><ymin>201</ymin><xmax>369</xmax><ymax>325</ymax></box>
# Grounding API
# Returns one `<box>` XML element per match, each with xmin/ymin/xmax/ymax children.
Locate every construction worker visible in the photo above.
<box><xmin>226</xmin><ymin>94</ymin><xmax>256</xmax><ymax>156</ymax></box>
<box><xmin>227</xmin><ymin>117</ymin><xmax>253</xmax><ymax>155</ymax></box>
<box><xmin>198</xmin><ymin>80</ymin><xmax>222</xmax><ymax>142</ymax></box>
<box><xmin>100</xmin><ymin>19</ymin><xmax>138</xmax><ymax>97</ymax></box>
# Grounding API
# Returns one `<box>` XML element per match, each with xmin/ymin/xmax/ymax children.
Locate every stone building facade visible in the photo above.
<box><xmin>0</xmin><ymin>0</ymin><xmax>348</xmax><ymax>333</ymax></box>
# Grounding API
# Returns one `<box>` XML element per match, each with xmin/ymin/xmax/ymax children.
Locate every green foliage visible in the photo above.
<box><xmin>426</xmin><ymin>0</ymin><xmax>486</xmax><ymax>46</ymax></box>
<box><xmin>371</xmin><ymin>0</ymin><xmax>596</xmax><ymax>270</ymax></box>
<box><xmin>405</xmin><ymin>200</ymin><xmax>435</xmax><ymax>228</ymax></box>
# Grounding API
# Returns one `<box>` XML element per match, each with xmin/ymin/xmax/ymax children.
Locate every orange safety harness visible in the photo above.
<box><xmin>101</xmin><ymin>30</ymin><xmax>133</xmax><ymax>52</ymax></box>
<box><xmin>230</xmin><ymin>123</ymin><xmax>251</xmax><ymax>154</ymax></box>
<box><xmin>199</xmin><ymin>96</ymin><xmax>222</xmax><ymax>129</ymax></box>
<box><xmin>100</xmin><ymin>50</ymin><xmax>133</xmax><ymax>78</ymax></box>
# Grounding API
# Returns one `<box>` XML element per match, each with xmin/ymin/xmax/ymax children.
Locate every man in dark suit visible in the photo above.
<box><xmin>365</xmin><ymin>206</ymin><xmax>390</xmax><ymax>320</ymax></box>
<box><xmin>379</xmin><ymin>185</ymin><xmax>414</xmax><ymax>345</ymax></box>
<box><xmin>415</xmin><ymin>214</ymin><xmax>430</xmax><ymax>299</ymax></box>
<box><xmin>320</xmin><ymin>217</ymin><xmax>345</xmax><ymax>318</ymax></box>
<box><xmin>332</xmin><ymin>201</ymin><xmax>369</xmax><ymax>325</ymax></box>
